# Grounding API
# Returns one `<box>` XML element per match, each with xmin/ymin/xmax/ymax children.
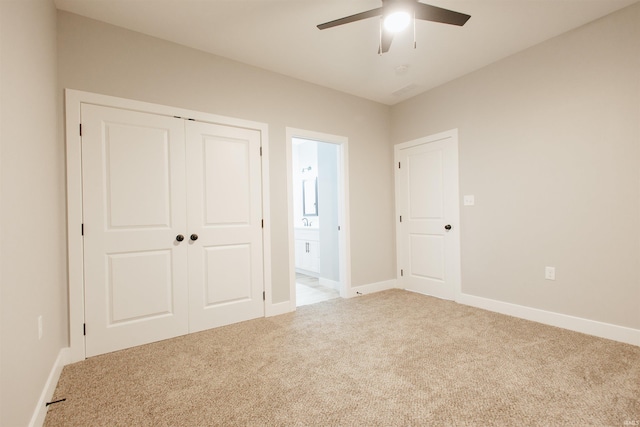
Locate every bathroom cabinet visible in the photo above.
<box><xmin>295</xmin><ymin>228</ymin><xmax>320</xmax><ymax>274</ymax></box>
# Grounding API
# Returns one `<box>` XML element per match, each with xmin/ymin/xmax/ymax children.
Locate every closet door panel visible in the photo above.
<box><xmin>186</xmin><ymin>121</ymin><xmax>264</xmax><ymax>332</ymax></box>
<box><xmin>82</xmin><ymin>104</ymin><xmax>189</xmax><ymax>357</ymax></box>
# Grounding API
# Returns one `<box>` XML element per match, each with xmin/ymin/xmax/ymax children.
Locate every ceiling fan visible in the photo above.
<box><xmin>317</xmin><ymin>0</ymin><xmax>471</xmax><ymax>54</ymax></box>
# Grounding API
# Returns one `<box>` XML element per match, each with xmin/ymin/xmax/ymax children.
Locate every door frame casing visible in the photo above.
<box><xmin>65</xmin><ymin>89</ymin><xmax>272</xmax><ymax>362</ymax></box>
<box><xmin>285</xmin><ymin>127</ymin><xmax>352</xmax><ymax>310</ymax></box>
<box><xmin>394</xmin><ymin>129</ymin><xmax>462</xmax><ymax>301</ymax></box>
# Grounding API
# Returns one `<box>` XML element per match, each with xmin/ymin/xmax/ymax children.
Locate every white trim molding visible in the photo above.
<box><xmin>459</xmin><ymin>293</ymin><xmax>640</xmax><ymax>347</ymax></box>
<box><xmin>65</xmin><ymin>89</ymin><xmax>272</xmax><ymax>362</ymax></box>
<box><xmin>285</xmin><ymin>127</ymin><xmax>352</xmax><ymax>309</ymax></box>
<box><xmin>394</xmin><ymin>129</ymin><xmax>461</xmax><ymax>301</ymax></box>
<box><xmin>265</xmin><ymin>301</ymin><xmax>293</xmax><ymax>318</ymax></box>
<box><xmin>347</xmin><ymin>279</ymin><xmax>397</xmax><ymax>298</ymax></box>
<box><xmin>29</xmin><ymin>348</ymin><xmax>71</xmax><ymax>427</ymax></box>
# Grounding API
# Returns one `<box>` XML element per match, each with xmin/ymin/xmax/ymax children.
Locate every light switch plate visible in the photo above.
<box><xmin>464</xmin><ymin>195</ymin><xmax>475</xmax><ymax>206</ymax></box>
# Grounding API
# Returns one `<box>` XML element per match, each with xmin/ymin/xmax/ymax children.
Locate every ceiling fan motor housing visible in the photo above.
<box><xmin>317</xmin><ymin>0</ymin><xmax>470</xmax><ymax>53</ymax></box>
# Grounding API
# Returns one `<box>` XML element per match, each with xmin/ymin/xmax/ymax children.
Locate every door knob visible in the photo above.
<box><xmin>190</xmin><ymin>234</ymin><xmax>199</xmax><ymax>241</ymax></box>
<box><xmin>444</xmin><ymin>224</ymin><xmax>452</xmax><ymax>231</ymax></box>
<box><xmin>176</xmin><ymin>234</ymin><xmax>185</xmax><ymax>242</ymax></box>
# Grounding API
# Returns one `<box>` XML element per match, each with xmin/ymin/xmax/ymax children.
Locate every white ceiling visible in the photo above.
<box><xmin>54</xmin><ymin>0</ymin><xmax>638</xmax><ymax>105</ymax></box>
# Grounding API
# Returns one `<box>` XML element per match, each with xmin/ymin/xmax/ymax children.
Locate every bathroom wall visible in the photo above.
<box><xmin>292</xmin><ymin>139</ymin><xmax>319</xmax><ymax>228</ymax></box>
<box><xmin>318</xmin><ymin>142</ymin><xmax>340</xmax><ymax>283</ymax></box>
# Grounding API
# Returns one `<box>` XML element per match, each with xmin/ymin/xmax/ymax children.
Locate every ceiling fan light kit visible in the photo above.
<box><xmin>384</xmin><ymin>11</ymin><xmax>411</xmax><ymax>33</ymax></box>
<box><xmin>317</xmin><ymin>0</ymin><xmax>471</xmax><ymax>54</ymax></box>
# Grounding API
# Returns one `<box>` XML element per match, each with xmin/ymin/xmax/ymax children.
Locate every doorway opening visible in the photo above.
<box><xmin>286</xmin><ymin>128</ymin><xmax>351</xmax><ymax>309</ymax></box>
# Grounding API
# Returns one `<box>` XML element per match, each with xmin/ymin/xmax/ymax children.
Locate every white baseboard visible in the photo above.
<box><xmin>458</xmin><ymin>293</ymin><xmax>640</xmax><ymax>347</ymax></box>
<box><xmin>29</xmin><ymin>347</ymin><xmax>71</xmax><ymax>427</ymax></box>
<box><xmin>347</xmin><ymin>279</ymin><xmax>397</xmax><ymax>298</ymax></box>
<box><xmin>319</xmin><ymin>277</ymin><xmax>340</xmax><ymax>291</ymax></box>
<box><xmin>265</xmin><ymin>300</ymin><xmax>293</xmax><ymax>317</ymax></box>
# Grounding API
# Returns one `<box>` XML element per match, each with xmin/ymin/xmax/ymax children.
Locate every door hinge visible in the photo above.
<box><xmin>260</xmin><ymin>146</ymin><xmax>263</xmax><ymax>156</ymax></box>
<box><xmin>81</xmin><ymin>223</ymin><xmax>84</xmax><ymax>236</ymax></box>
<box><xmin>83</xmin><ymin>323</ymin><xmax>86</xmax><ymax>336</ymax></box>
<box><xmin>261</xmin><ymin>219</ymin><xmax>264</xmax><ymax>228</ymax></box>
<box><xmin>398</xmin><ymin>161</ymin><xmax>401</xmax><ymax>169</ymax></box>
<box><xmin>401</xmin><ymin>269</ymin><xmax>404</xmax><ymax>277</ymax></box>
<box><xmin>79</xmin><ymin>124</ymin><xmax>82</xmax><ymax>136</ymax></box>
<box><xmin>263</xmin><ymin>291</ymin><xmax>266</xmax><ymax>301</ymax></box>
<box><xmin>399</xmin><ymin>215</ymin><xmax>402</xmax><ymax>223</ymax></box>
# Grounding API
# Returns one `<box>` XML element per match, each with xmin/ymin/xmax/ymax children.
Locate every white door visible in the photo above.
<box><xmin>82</xmin><ymin>104</ymin><xmax>189</xmax><ymax>357</ymax></box>
<box><xmin>82</xmin><ymin>105</ymin><xmax>265</xmax><ymax>357</ymax></box>
<box><xmin>185</xmin><ymin>121</ymin><xmax>264</xmax><ymax>333</ymax></box>
<box><xmin>396</xmin><ymin>131</ymin><xmax>460</xmax><ymax>300</ymax></box>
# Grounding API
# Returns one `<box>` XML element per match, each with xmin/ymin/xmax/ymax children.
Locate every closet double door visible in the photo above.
<box><xmin>81</xmin><ymin>104</ymin><xmax>264</xmax><ymax>357</ymax></box>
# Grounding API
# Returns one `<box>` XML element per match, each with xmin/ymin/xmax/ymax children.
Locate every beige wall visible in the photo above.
<box><xmin>0</xmin><ymin>0</ymin><xmax>67</xmax><ymax>425</ymax></box>
<box><xmin>57</xmin><ymin>11</ymin><xmax>396</xmax><ymax>303</ymax></box>
<box><xmin>392</xmin><ymin>4</ymin><xmax>640</xmax><ymax>329</ymax></box>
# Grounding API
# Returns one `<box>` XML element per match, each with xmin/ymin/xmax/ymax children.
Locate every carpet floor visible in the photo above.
<box><xmin>44</xmin><ymin>290</ymin><xmax>640</xmax><ymax>426</ymax></box>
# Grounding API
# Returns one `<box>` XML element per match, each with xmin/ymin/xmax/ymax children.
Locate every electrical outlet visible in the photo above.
<box><xmin>38</xmin><ymin>315</ymin><xmax>43</xmax><ymax>340</ymax></box>
<box><xmin>545</xmin><ymin>266</ymin><xmax>556</xmax><ymax>281</ymax></box>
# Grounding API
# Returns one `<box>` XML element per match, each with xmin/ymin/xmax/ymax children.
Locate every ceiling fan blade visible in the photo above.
<box><xmin>318</xmin><ymin>7</ymin><xmax>384</xmax><ymax>30</ymax></box>
<box><xmin>378</xmin><ymin>28</ymin><xmax>394</xmax><ymax>54</ymax></box>
<box><xmin>414</xmin><ymin>3</ymin><xmax>471</xmax><ymax>26</ymax></box>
